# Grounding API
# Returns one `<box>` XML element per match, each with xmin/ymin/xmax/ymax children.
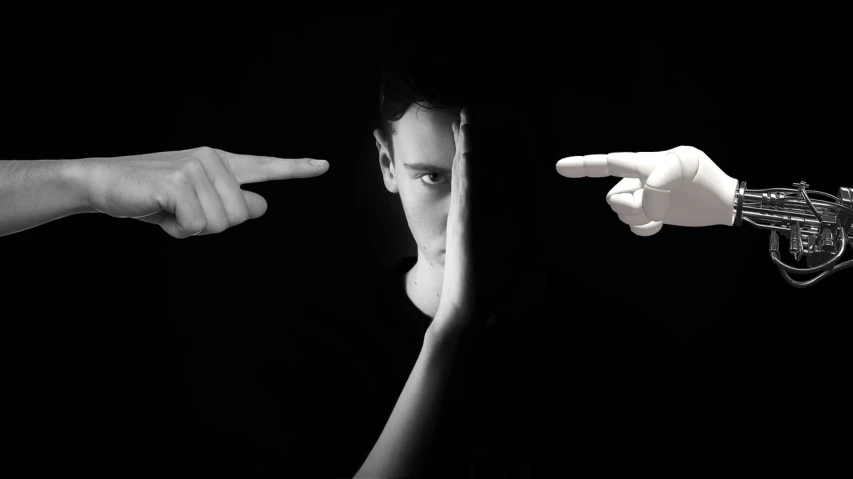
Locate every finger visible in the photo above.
<box><xmin>190</xmin><ymin>167</ymin><xmax>230</xmax><ymax>235</ymax></box>
<box><xmin>555</xmin><ymin>154</ymin><xmax>609</xmax><ymax>178</ymax></box>
<box><xmin>450</xmin><ymin>110</ymin><xmax>472</xmax><ymax>233</ymax></box>
<box><xmin>158</xmin><ymin>185</ymin><xmax>206</xmax><ymax>239</ymax></box>
<box><xmin>453</xmin><ymin>151</ymin><xmax>471</xmax><ymax>226</ymax></box>
<box><xmin>460</xmin><ymin>107</ymin><xmax>470</xmax><ymax>126</ymax></box>
<box><xmin>609</xmin><ymin>190</ymin><xmax>646</xmax><ymax>216</ymax></box>
<box><xmin>606</xmin><ymin>177</ymin><xmax>643</xmax><ymax>201</ymax></box>
<box><xmin>641</xmin><ymin>153</ymin><xmax>683</xmax><ymax>221</ymax></box>
<box><xmin>642</xmin><ymin>185</ymin><xmax>671</xmax><ymax>223</ymax></box>
<box><xmin>604</xmin><ymin>151</ymin><xmax>666</xmax><ymax>179</ymax></box>
<box><xmin>135</xmin><ymin>194</ymin><xmax>260</xmax><ymax>228</ymax></box>
<box><xmin>606</xmin><ymin>178</ymin><xmax>644</xmax><ymax>215</ymax></box>
<box><xmin>196</xmin><ymin>151</ymin><xmax>252</xmax><ymax>226</ymax></box>
<box><xmin>455</xmin><ymin>109</ymin><xmax>473</xmax><ymax>202</ymax></box>
<box><xmin>644</xmin><ymin>152</ymin><xmax>684</xmax><ymax>190</ymax></box>
<box><xmin>218</xmin><ymin>149</ymin><xmax>330</xmax><ymax>185</ymax></box>
<box><xmin>458</xmin><ymin>109</ymin><xmax>471</xmax><ymax>157</ymax></box>
<box><xmin>617</xmin><ymin>210</ymin><xmax>652</xmax><ymax>226</ymax></box>
<box><xmin>629</xmin><ymin>221</ymin><xmax>663</xmax><ymax>237</ymax></box>
<box><xmin>242</xmin><ymin>190</ymin><xmax>268</xmax><ymax>219</ymax></box>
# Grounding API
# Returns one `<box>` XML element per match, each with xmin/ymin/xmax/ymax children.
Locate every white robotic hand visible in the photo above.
<box><xmin>556</xmin><ymin>146</ymin><xmax>739</xmax><ymax>236</ymax></box>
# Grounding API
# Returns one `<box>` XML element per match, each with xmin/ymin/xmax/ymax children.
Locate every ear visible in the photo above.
<box><xmin>374</xmin><ymin>128</ymin><xmax>399</xmax><ymax>194</ymax></box>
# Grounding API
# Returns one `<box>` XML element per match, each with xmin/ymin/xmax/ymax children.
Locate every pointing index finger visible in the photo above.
<box><xmin>555</xmin><ymin>154</ymin><xmax>610</xmax><ymax>178</ymax></box>
<box><xmin>556</xmin><ymin>151</ymin><xmax>665</xmax><ymax>180</ymax></box>
<box><xmin>606</xmin><ymin>152</ymin><xmax>663</xmax><ymax>179</ymax></box>
<box><xmin>218</xmin><ymin>149</ymin><xmax>329</xmax><ymax>185</ymax></box>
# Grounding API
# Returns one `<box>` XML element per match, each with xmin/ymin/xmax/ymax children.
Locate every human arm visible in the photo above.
<box><xmin>353</xmin><ymin>323</ymin><xmax>466</xmax><ymax>478</ymax></box>
<box><xmin>0</xmin><ymin>159</ymin><xmax>94</xmax><ymax>236</ymax></box>
<box><xmin>0</xmin><ymin>147</ymin><xmax>328</xmax><ymax>238</ymax></box>
<box><xmin>354</xmin><ymin>110</ymin><xmax>481</xmax><ymax>478</ymax></box>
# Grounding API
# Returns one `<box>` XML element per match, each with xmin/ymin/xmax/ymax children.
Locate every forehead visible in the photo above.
<box><xmin>392</xmin><ymin>104</ymin><xmax>458</xmax><ymax>166</ymax></box>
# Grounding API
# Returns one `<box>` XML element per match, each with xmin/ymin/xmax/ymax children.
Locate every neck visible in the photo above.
<box><xmin>404</xmin><ymin>251</ymin><xmax>444</xmax><ymax>318</ymax></box>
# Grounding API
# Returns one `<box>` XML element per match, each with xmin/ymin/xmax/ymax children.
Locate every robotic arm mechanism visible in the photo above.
<box><xmin>556</xmin><ymin>146</ymin><xmax>851</xmax><ymax>289</ymax></box>
<box><xmin>735</xmin><ymin>182</ymin><xmax>853</xmax><ymax>288</ymax></box>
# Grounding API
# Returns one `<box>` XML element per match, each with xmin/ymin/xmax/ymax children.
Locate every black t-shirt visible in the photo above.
<box><xmin>181</xmin><ymin>256</ymin><xmax>734</xmax><ymax>478</ymax></box>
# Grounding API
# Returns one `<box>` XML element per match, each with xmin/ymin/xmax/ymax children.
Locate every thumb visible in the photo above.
<box><xmin>243</xmin><ymin>191</ymin><xmax>268</xmax><ymax>219</ymax></box>
<box><xmin>642</xmin><ymin>153</ymin><xmax>683</xmax><ymax>222</ymax></box>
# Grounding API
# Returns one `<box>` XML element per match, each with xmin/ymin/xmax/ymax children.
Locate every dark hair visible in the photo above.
<box><xmin>377</xmin><ymin>14</ymin><xmax>539</xmax><ymax>159</ymax></box>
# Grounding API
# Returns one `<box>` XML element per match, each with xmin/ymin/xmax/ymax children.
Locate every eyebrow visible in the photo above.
<box><xmin>402</xmin><ymin>162</ymin><xmax>452</xmax><ymax>175</ymax></box>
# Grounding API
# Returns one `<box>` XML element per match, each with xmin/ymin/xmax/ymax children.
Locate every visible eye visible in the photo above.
<box><xmin>420</xmin><ymin>173</ymin><xmax>448</xmax><ymax>186</ymax></box>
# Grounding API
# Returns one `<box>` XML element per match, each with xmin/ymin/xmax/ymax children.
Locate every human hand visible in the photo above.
<box><xmin>555</xmin><ymin>146</ymin><xmax>738</xmax><ymax>236</ymax></box>
<box><xmin>430</xmin><ymin>109</ymin><xmax>486</xmax><ymax>338</ymax></box>
<box><xmin>83</xmin><ymin>146</ymin><xmax>328</xmax><ymax>238</ymax></box>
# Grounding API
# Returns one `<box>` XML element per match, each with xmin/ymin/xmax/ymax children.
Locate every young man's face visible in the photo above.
<box><xmin>375</xmin><ymin>104</ymin><xmax>457</xmax><ymax>271</ymax></box>
<box><xmin>375</xmin><ymin>102</ymin><xmax>529</xmax><ymax>274</ymax></box>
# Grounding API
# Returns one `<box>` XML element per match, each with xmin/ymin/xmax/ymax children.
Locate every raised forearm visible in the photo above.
<box><xmin>0</xmin><ymin>159</ymin><xmax>94</xmax><ymax>236</ymax></box>
<box><xmin>354</xmin><ymin>325</ymin><xmax>464</xmax><ymax>478</ymax></box>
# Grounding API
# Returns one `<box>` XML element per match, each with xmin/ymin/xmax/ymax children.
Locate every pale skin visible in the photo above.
<box><xmin>1</xmin><ymin>110</ymin><xmax>740</xmax><ymax>478</ymax></box>
<box><xmin>0</xmin><ymin>146</ymin><xmax>329</xmax><ymax>238</ymax></box>
<box><xmin>377</xmin><ymin>105</ymin><xmax>457</xmax><ymax>318</ymax></box>
<box><xmin>359</xmin><ymin>108</ymin><xmax>743</xmax><ymax>477</ymax></box>
<box><xmin>1</xmin><ymin>107</ymin><xmax>467</xmax><ymax>477</ymax></box>
<box><xmin>355</xmin><ymin>106</ymin><xmax>478</xmax><ymax>478</ymax></box>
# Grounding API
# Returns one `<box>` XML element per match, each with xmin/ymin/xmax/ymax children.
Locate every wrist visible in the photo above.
<box><xmin>733</xmin><ymin>179</ymin><xmax>745</xmax><ymax>226</ymax></box>
<box><xmin>60</xmin><ymin>159</ymin><xmax>98</xmax><ymax>214</ymax></box>
<box><xmin>425</xmin><ymin>308</ymin><xmax>468</xmax><ymax>350</ymax></box>
<box><xmin>692</xmin><ymin>155</ymin><xmax>739</xmax><ymax>227</ymax></box>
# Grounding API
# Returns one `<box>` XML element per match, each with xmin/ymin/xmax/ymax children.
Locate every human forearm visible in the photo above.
<box><xmin>355</xmin><ymin>109</ymin><xmax>481</xmax><ymax>477</ymax></box>
<box><xmin>0</xmin><ymin>159</ymin><xmax>94</xmax><ymax>236</ymax></box>
<box><xmin>354</xmin><ymin>323</ymin><xmax>464</xmax><ymax>478</ymax></box>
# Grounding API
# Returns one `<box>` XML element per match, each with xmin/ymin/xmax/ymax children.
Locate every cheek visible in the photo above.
<box><xmin>399</xmin><ymin>184</ymin><xmax>449</xmax><ymax>241</ymax></box>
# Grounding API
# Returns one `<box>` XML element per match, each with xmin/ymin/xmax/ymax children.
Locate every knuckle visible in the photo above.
<box><xmin>673</xmin><ymin>145</ymin><xmax>698</xmax><ymax>156</ymax></box>
<box><xmin>194</xmin><ymin>146</ymin><xmax>214</xmax><ymax>157</ymax></box>
<box><xmin>168</xmin><ymin>168</ymin><xmax>189</xmax><ymax>185</ymax></box>
<box><xmin>633</xmin><ymin>189</ymin><xmax>643</xmax><ymax>204</ymax></box>
<box><xmin>152</xmin><ymin>190</ymin><xmax>168</xmax><ymax>208</ymax></box>
<box><xmin>182</xmin><ymin>157</ymin><xmax>205</xmax><ymax>176</ymax></box>
<box><xmin>606</xmin><ymin>191</ymin><xmax>621</xmax><ymax>204</ymax></box>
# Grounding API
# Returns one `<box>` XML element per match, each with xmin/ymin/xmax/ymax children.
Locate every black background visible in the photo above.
<box><xmin>2</xmin><ymin>4</ymin><xmax>850</xmax><ymax>478</ymax></box>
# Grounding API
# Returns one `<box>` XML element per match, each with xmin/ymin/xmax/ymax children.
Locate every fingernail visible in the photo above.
<box><xmin>310</xmin><ymin>159</ymin><xmax>328</xmax><ymax>167</ymax></box>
